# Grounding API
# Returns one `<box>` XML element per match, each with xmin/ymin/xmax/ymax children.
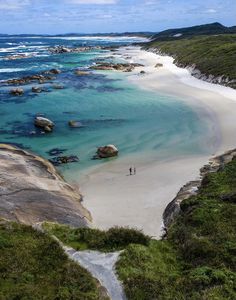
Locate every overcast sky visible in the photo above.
<box><xmin>0</xmin><ymin>0</ymin><xmax>235</xmax><ymax>34</ymax></box>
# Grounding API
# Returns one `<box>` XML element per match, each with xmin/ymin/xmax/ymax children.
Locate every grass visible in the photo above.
<box><xmin>116</xmin><ymin>157</ymin><xmax>236</xmax><ymax>299</ymax></box>
<box><xmin>145</xmin><ymin>34</ymin><xmax>236</xmax><ymax>89</ymax></box>
<box><xmin>43</xmin><ymin>223</ymin><xmax>151</xmax><ymax>252</ymax></box>
<box><xmin>0</xmin><ymin>221</ymin><xmax>107</xmax><ymax>300</ymax></box>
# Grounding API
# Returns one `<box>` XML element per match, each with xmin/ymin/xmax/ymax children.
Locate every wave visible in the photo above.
<box><xmin>0</xmin><ymin>68</ymin><xmax>26</xmax><ymax>73</ymax></box>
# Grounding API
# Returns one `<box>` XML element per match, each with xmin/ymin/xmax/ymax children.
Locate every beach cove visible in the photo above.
<box><xmin>1</xmin><ymin>36</ymin><xmax>236</xmax><ymax>238</ymax></box>
<box><xmin>73</xmin><ymin>46</ymin><xmax>236</xmax><ymax>238</ymax></box>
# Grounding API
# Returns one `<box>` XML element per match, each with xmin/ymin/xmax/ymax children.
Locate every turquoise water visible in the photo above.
<box><xmin>0</xmin><ymin>36</ymin><xmax>212</xmax><ymax>180</ymax></box>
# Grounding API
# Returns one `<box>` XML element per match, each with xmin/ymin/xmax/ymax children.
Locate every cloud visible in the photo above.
<box><xmin>0</xmin><ymin>0</ymin><xmax>30</xmax><ymax>10</ymax></box>
<box><xmin>68</xmin><ymin>0</ymin><xmax>118</xmax><ymax>4</ymax></box>
<box><xmin>205</xmin><ymin>8</ymin><xmax>217</xmax><ymax>13</ymax></box>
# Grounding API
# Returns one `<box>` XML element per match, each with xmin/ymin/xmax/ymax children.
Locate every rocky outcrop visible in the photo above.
<box><xmin>10</xmin><ymin>88</ymin><xmax>24</xmax><ymax>96</ymax></box>
<box><xmin>49</xmin><ymin>46</ymin><xmax>101</xmax><ymax>54</ymax></box>
<box><xmin>32</xmin><ymin>86</ymin><xmax>42</xmax><ymax>93</ymax></box>
<box><xmin>34</xmin><ymin>116</ymin><xmax>55</xmax><ymax>132</ymax></box>
<box><xmin>163</xmin><ymin>149</ymin><xmax>236</xmax><ymax>229</ymax></box>
<box><xmin>94</xmin><ymin>145</ymin><xmax>119</xmax><ymax>159</ymax></box>
<box><xmin>0</xmin><ymin>144</ymin><xmax>91</xmax><ymax>227</ymax></box>
<box><xmin>90</xmin><ymin>63</ymin><xmax>144</xmax><ymax>72</ymax></box>
<box><xmin>4</xmin><ymin>74</ymin><xmax>54</xmax><ymax>86</ymax></box>
<box><xmin>49</xmin><ymin>155</ymin><xmax>79</xmax><ymax>166</ymax></box>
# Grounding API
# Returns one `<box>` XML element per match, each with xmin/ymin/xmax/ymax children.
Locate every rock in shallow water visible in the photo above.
<box><xmin>49</xmin><ymin>155</ymin><xmax>79</xmax><ymax>166</ymax></box>
<box><xmin>34</xmin><ymin>116</ymin><xmax>54</xmax><ymax>132</ymax></box>
<box><xmin>10</xmin><ymin>88</ymin><xmax>24</xmax><ymax>96</ymax></box>
<box><xmin>93</xmin><ymin>144</ymin><xmax>119</xmax><ymax>159</ymax></box>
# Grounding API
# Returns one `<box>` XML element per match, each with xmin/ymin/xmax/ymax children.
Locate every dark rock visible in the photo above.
<box><xmin>32</xmin><ymin>86</ymin><xmax>42</xmax><ymax>93</ymax></box>
<box><xmin>49</xmin><ymin>155</ymin><xmax>79</xmax><ymax>166</ymax></box>
<box><xmin>10</xmin><ymin>88</ymin><xmax>24</xmax><ymax>96</ymax></box>
<box><xmin>155</xmin><ymin>63</ymin><xmax>163</xmax><ymax>68</ymax></box>
<box><xmin>47</xmin><ymin>148</ymin><xmax>67</xmax><ymax>156</ymax></box>
<box><xmin>220</xmin><ymin>193</ymin><xmax>236</xmax><ymax>203</ymax></box>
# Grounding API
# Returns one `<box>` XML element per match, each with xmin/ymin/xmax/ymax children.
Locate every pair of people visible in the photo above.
<box><xmin>129</xmin><ymin>167</ymin><xmax>136</xmax><ymax>176</ymax></box>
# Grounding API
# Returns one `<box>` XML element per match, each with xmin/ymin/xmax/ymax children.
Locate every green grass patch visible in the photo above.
<box><xmin>145</xmin><ymin>34</ymin><xmax>236</xmax><ymax>89</ymax></box>
<box><xmin>0</xmin><ymin>221</ymin><xmax>107</xmax><ymax>300</ymax></box>
<box><xmin>43</xmin><ymin>223</ymin><xmax>151</xmax><ymax>252</ymax></box>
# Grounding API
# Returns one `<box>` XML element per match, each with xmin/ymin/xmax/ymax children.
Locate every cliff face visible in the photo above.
<box><xmin>0</xmin><ymin>144</ymin><xmax>91</xmax><ymax>227</ymax></box>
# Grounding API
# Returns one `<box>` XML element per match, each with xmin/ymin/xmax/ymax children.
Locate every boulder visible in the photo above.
<box><xmin>140</xmin><ymin>70</ymin><xmax>146</xmax><ymax>74</ymax></box>
<box><xmin>94</xmin><ymin>145</ymin><xmax>119</xmax><ymax>159</ymax></box>
<box><xmin>48</xmin><ymin>69</ymin><xmax>61</xmax><ymax>75</ymax></box>
<box><xmin>155</xmin><ymin>63</ymin><xmax>163</xmax><ymax>68</ymax></box>
<box><xmin>34</xmin><ymin>117</ymin><xmax>54</xmax><ymax>132</ymax></box>
<box><xmin>10</xmin><ymin>88</ymin><xmax>24</xmax><ymax>96</ymax></box>
<box><xmin>32</xmin><ymin>86</ymin><xmax>42</xmax><ymax>93</ymax></box>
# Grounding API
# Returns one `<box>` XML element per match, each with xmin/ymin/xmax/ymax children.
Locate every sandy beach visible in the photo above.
<box><xmin>79</xmin><ymin>46</ymin><xmax>236</xmax><ymax>238</ymax></box>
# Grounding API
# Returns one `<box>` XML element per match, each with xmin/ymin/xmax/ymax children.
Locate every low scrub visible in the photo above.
<box><xmin>43</xmin><ymin>223</ymin><xmax>150</xmax><ymax>252</ymax></box>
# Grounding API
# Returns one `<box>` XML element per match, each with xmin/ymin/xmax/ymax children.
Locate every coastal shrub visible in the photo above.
<box><xmin>0</xmin><ymin>221</ymin><xmax>105</xmax><ymax>300</ymax></box>
<box><xmin>145</xmin><ymin>34</ymin><xmax>236</xmax><ymax>89</ymax></box>
<box><xmin>116</xmin><ymin>156</ymin><xmax>236</xmax><ymax>299</ymax></box>
<box><xmin>43</xmin><ymin>223</ymin><xmax>151</xmax><ymax>252</ymax></box>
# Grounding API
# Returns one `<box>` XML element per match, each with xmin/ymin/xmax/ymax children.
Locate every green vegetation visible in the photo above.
<box><xmin>0</xmin><ymin>221</ymin><xmax>107</xmax><ymax>300</ymax></box>
<box><xmin>116</xmin><ymin>157</ymin><xmax>236</xmax><ymax>299</ymax></box>
<box><xmin>151</xmin><ymin>22</ymin><xmax>236</xmax><ymax>41</ymax></box>
<box><xmin>145</xmin><ymin>34</ymin><xmax>236</xmax><ymax>89</ymax></box>
<box><xmin>43</xmin><ymin>223</ymin><xmax>150</xmax><ymax>252</ymax></box>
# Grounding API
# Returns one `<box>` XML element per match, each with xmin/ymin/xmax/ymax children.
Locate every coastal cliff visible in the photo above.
<box><xmin>0</xmin><ymin>144</ymin><xmax>91</xmax><ymax>227</ymax></box>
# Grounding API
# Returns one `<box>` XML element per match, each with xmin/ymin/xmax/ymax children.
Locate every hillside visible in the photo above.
<box><xmin>151</xmin><ymin>22</ymin><xmax>236</xmax><ymax>41</ymax></box>
<box><xmin>1</xmin><ymin>146</ymin><xmax>236</xmax><ymax>299</ymax></box>
<box><xmin>144</xmin><ymin>34</ymin><xmax>236</xmax><ymax>89</ymax></box>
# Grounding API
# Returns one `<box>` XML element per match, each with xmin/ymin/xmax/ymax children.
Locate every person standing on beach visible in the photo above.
<box><xmin>134</xmin><ymin>167</ymin><xmax>136</xmax><ymax>175</ymax></box>
<box><xmin>129</xmin><ymin>167</ymin><xmax>132</xmax><ymax>175</ymax></box>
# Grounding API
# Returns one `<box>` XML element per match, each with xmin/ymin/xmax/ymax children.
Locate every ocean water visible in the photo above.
<box><xmin>0</xmin><ymin>35</ymin><xmax>212</xmax><ymax>180</ymax></box>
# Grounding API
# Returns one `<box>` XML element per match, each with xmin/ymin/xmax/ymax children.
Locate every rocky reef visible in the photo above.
<box><xmin>90</xmin><ymin>62</ymin><xmax>144</xmax><ymax>72</ymax></box>
<box><xmin>0</xmin><ymin>144</ymin><xmax>91</xmax><ymax>227</ymax></box>
<box><xmin>163</xmin><ymin>149</ymin><xmax>236</xmax><ymax>229</ymax></box>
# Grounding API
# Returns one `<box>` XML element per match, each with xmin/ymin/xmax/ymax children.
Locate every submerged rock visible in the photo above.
<box><xmin>10</xmin><ymin>88</ymin><xmax>24</xmax><ymax>96</ymax></box>
<box><xmin>155</xmin><ymin>63</ymin><xmax>163</xmax><ymax>68</ymax></box>
<box><xmin>34</xmin><ymin>117</ymin><xmax>54</xmax><ymax>132</ymax></box>
<box><xmin>93</xmin><ymin>145</ymin><xmax>119</xmax><ymax>159</ymax></box>
<box><xmin>140</xmin><ymin>70</ymin><xmax>146</xmax><ymax>74</ymax></box>
<box><xmin>52</xmin><ymin>84</ymin><xmax>64</xmax><ymax>89</ymax></box>
<box><xmin>74</xmin><ymin>70</ymin><xmax>91</xmax><ymax>76</ymax></box>
<box><xmin>68</xmin><ymin>120</ymin><xmax>83</xmax><ymax>128</ymax></box>
<box><xmin>49</xmin><ymin>155</ymin><xmax>79</xmax><ymax>166</ymax></box>
<box><xmin>32</xmin><ymin>86</ymin><xmax>42</xmax><ymax>93</ymax></box>
<box><xmin>47</xmin><ymin>148</ymin><xmax>67</xmax><ymax>156</ymax></box>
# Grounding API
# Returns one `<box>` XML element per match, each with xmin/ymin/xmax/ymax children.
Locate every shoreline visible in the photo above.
<box><xmin>76</xmin><ymin>46</ymin><xmax>236</xmax><ymax>238</ymax></box>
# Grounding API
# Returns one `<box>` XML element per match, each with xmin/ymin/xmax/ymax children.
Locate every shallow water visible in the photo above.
<box><xmin>0</xmin><ymin>36</ymin><xmax>213</xmax><ymax>181</ymax></box>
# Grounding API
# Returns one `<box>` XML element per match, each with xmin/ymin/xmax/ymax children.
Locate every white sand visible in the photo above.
<box><xmin>78</xmin><ymin>47</ymin><xmax>236</xmax><ymax>238</ymax></box>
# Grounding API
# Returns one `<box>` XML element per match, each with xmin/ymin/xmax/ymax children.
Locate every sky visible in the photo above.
<box><xmin>0</xmin><ymin>0</ymin><xmax>235</xmax><ymax>34</ymax></box>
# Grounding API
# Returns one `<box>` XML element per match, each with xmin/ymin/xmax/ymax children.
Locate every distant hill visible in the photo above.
<box><xmin>151</xmin><ymin>22</ymin><xmax>236</xmax><ymax>41</ymax></box>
